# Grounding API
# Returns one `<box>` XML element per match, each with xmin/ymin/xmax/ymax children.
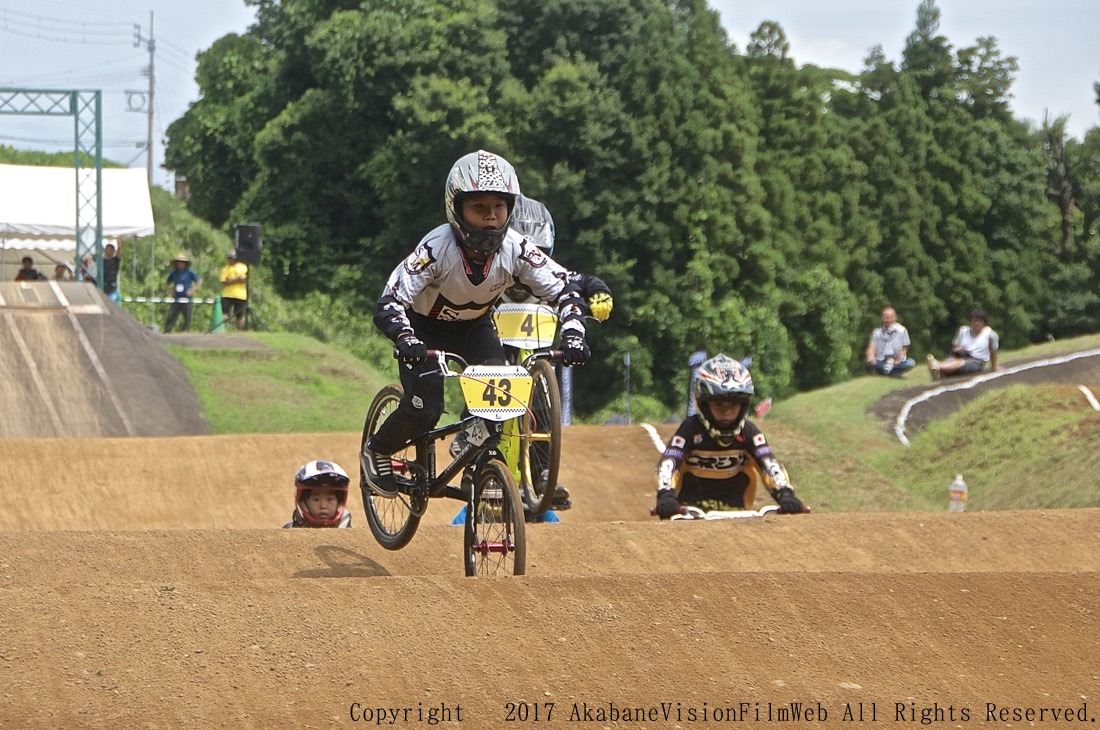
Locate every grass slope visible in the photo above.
<box><xmin>742</xmin><ymin>333</ymin><xmax>1100</xmax><ymax>512</ymax></box>
<box><xmin>890</xmin><ymin>385</ymin><xmax>1100</xmax><ymax>510</ymax></box>
<box><xmin>165</xmin><ymin>333</ymin><xmax>388</xmax><ymax>434</ymax></box>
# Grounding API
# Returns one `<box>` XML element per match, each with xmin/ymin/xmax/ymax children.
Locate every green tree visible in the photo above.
<box><xmin>901</xmin><ymin>0</ymin><xmax>955</xmax><ymax>98</ymax></box>
<box><xmin>160</xmin><ymin>0</ymin><xmax>1096</xmax><ymax>416</ymax></box>
<box><xmin>164</xmin><ymin>34</ymin><xmax>277</xmax><ymax>227</ymax></box>
<box><xmin>1040</xmin><ymin>121</ymin><xmax>1100</xmax><ymax>336</ymax></box>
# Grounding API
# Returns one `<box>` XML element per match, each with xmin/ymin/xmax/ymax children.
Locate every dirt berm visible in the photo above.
<box><xmin>0</xmin><ymin>286</ymin><xmax>1097</xmax><ymax>728</ymax></box>
<box><xmin>0</xmin><ymin>281</ymin><xmax>208</xmax><ymax>438</ymax></box>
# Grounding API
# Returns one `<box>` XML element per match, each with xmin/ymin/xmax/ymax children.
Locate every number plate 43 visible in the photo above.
<box><xmin>459</xmin><ymin>365</ymin><xmax>533</xmax><ymax>421</ymax></box>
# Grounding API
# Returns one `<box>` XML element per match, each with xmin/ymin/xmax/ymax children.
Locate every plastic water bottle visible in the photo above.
<box><xmin>948</xmin><ymin>474</ymin><xmax>968</xmax><ymax>512</ymax></box>
<box><xmin>883</xmin><ymin>356</ymin><xmax>895</xmax><ymax>374</ymax></box>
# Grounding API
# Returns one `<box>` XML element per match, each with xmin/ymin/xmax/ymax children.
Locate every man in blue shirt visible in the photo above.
<box><xmin>164</xmin><ymin>253</ymin><xmax>203</xmax><ymax>333</ymax></box>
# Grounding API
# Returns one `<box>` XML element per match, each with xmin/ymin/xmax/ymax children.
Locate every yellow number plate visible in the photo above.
<box><xmin>493</xmin><ymin>303</ymin><xmax>558</xmax><ymax>349</ymax></box>
<box><xmin>459</xmin><ymin>365</ymin><xmax>534</xmax><ymax>421</ymax></box>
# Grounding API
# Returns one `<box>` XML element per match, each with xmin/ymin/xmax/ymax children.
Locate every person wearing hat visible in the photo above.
<box><xmin>218</xmin><ymin>249</ymin><xmax>249</xmax><ymax>330</ymax></box>
<box><xmin>164</xmin><ymin>252</ymin><xmax>203</xmax><ymax>333</ymax></box>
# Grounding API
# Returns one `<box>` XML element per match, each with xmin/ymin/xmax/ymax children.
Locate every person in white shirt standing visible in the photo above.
<box><xmin>865</xmin><ymin>306</ymin><xmax>916</xmax><ymax>377</ymax></box>
<box><xmin>927</xmin><ymin>309</ymin><xmax>999</xmax><ymax>380</ymax></box>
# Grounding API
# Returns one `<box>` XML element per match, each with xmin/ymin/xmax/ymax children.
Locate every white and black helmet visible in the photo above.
<box><xmin>509</xmin><ymin>194</ymin><xmax>555</xmax><ymax>256</ymax></box>
<box><xmin>444</xmin><ymin>150</ymin><xmax>521</xmax><ymax>256</ymax></box>
<box><xmin>693</xmin><ymin>354</ymin><xmax>754</xmax><ymax>443</ymax></box>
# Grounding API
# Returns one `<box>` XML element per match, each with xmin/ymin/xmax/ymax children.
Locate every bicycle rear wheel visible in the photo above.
<box><xmin>464</xmin><ymin>460</ymin><xmax>526</xmax><ymax>576</ymax></box>
<box><xmin>521</xmin><ymin>358</ymin><xmax>562</xmax><ymax>515</ymax></box>
<box><xmin>361</xmin><ymin>384</ymin><xmax>422</xmax><ymax>550</ymax></box>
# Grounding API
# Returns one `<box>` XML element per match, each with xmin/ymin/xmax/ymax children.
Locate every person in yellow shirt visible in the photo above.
<box><xmin>218</xmin><ymin>250</ymin><xmax>249</xmax><ymax>330</ymax></box>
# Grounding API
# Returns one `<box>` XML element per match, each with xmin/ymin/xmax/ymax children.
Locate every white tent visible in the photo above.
<box><xmin>0</xmin><ymin>163</ymin><xmax>155</xmax><ymax>282</ymax></box>
<box><xmin>0</xmin><ymin>163</ymin><xmax>155</xmax><ymax>247</ymax></box>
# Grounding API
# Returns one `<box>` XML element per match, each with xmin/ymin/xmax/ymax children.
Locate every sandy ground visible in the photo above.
<box><xmin>1</xmin><ymin>286</ymin><xmax>1098</xmax><ymax>728</ymax></box>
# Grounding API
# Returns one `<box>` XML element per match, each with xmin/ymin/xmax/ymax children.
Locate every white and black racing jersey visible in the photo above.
<box><xmin>375</xmin><ymin>225</ymin><xmax>585</xmax><ymax>341</ymax></box>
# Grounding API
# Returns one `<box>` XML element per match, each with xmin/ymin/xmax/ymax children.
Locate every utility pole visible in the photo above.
<box><xmin>128</xmin><ymin>12</ymin><xmax>156</xmax><ymax>326</ymax></box>
<box><xmin>129</xmin><ymin>12</ymin><xmax>155</xmax><ymax>185</ymax></box>
<box><xmin>146</xmin><ymin>12</ymin><xmax>155</xmax><ymax>186</ymax></box>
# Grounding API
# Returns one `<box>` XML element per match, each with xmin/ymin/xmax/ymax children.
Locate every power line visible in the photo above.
<box><xmin>0</xmin><ymin>5</ymin><xmax>133</xmax><ymax>30</ymax></box>
<box><xmin>0</xmin><ymin>23</ymin><xmax>132</xmax><ymax>45</ymax></box>
<box><xmin>157</xmin><ymin>38</ymin><xmax>196</xmax><ymax>63</ymax></box>
<box><xmin>0</xmin><ymin>8</ymin><xmax>134</xmax><ymax>46</ymax></box>
<box><xmin>4</xmin><ymin>55</ymin><xmax>136</xmax><ymax>76</ymax></box>
<box><xmin>1</xmin><ymin>4</ymin><xmax>233</xmax><ymax>183</ymax></box>
<box><xmin>29</xmin><ymin>71</ymin><xmax>145</xmax><ymax>87</ymax></box>
<box><xmin>0</xmin><ymin>132</ymin><xmax>144</xmax><ymax>147</ymax></box>
<box><xmin>154</xmin><ymin>52</ymin><xmax>194</xmax><ymax>79</ymax></box>
<box><xmin>122</xmin><ymin>147</ymin><xmax>145</xmax><ymax>166</ymax></box>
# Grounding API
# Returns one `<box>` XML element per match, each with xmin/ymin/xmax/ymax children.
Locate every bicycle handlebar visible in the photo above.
<box><xmin>390</xmin><ymin>347</ymin><xmax>471</xmax><ymax>375</ymax></box>
<box><xmin>650</xmin><ymin>504</ymin><xmax>799</xmax><ymax>519</ymax></box>
<box><xmin>393</xmin><ymin>346</ymin><xmax>562</xmax><ymax>373</ymax></box>
<box><xmin>521</xmin><ymin>349</ymin><xmax>563</xmax><ymax>368</ymax></box>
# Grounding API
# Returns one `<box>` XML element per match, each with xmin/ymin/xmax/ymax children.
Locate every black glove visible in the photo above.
<box><xmin>395</xmin><ymin>334</ymin><xmax>427</xmax><ymax>366</ymax></box>
<box><xmin>655</xmin><ymin>490</ymin><xmax>682</xmax><ymax>519</ymax></box>
<box><xmin>775</xmin><ymin>487</ymin><xmax>804</xmax><ymax>514</ymax></box>
<box><xmin>561</xmin><ymin>333</ymin><xmax>590</xmax><ymax>366</ymax></box>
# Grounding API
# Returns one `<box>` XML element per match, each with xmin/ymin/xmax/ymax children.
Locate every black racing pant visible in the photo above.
<box><xmin>370</xmin><ymin>313</ymin><xmax>505</xmax><ymax>454</ymax></box>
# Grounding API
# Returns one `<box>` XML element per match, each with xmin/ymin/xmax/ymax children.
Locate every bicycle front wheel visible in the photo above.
<box><xmin>361</xmin><ymin>384</ymin><xmax>422</xmax><ymax>550</ymax></box>
<box><xmin>464</xmin><ymin>460</ymin><xmax>527</xmax><ymax>576</ymax></box>
<box><xmin>521</xmin><ymin>358</ymin><xmax>562</xmax><ymax>516</ymax></box>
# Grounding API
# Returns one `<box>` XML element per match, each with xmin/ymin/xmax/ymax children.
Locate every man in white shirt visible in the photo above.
<box><xmin>865</xmin><ymin>306</ymin><xmax>915</xmax><ymax>377</ymax></box>
<box><xmin>927</xmin><ymin>309</ymin><xmax>999</xmax><ymax>380</ymax></box>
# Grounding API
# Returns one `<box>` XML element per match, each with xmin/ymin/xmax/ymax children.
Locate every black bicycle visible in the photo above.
<box><xmin>359</xmin><ymin>351</ymin><xmax>554</xmax><ymax>576</ymax></box>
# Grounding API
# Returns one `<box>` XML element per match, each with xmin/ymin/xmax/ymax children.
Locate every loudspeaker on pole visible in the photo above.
<box><xmin>234</xmin><ymin>223</ymin><xmax>262</xmax><ymax>264</ymax></box>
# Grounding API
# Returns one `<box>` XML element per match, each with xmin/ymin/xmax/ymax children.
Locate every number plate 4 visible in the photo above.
<box><xmin>493</xmin><ymin>303</ymin><xmax>558</xmax><ymax>348</ymax></box>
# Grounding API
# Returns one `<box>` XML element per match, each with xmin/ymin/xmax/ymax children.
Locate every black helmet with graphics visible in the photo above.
<box><xmin>693</xmin><ymin>354</ymin><xmax>754</xmax><ymax>444</ymax></box>
<box><xmin>293</xmin><ymin>459</ymin><xmax>350</xmax><ymax>527</ymax></box>
<box><xmin>509</xmin><ymin>194</ymin><xmax>555</xmax><ymax>256</ymax></box>
<box><xmin>444</xmin><ymin>150</ymin><xmax>520</xmax><ymax>256</ymax></box>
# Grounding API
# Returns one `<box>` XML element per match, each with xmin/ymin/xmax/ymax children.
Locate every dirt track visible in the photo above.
<box><xmin>1</xmin><ymin>288</ymin><xmax>1098</xmax><ymax>728</ymax></box>
<box><xmin>1</xmin><ymin>426</ymin><xmax>1098</xmax><ymax>728</ymax></box>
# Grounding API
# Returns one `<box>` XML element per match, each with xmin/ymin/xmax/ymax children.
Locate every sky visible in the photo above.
<box><xmin>1</xmin><ymin>0</ymin><xmax>1097</xmax><ymax>189</ymax></box>
<box><xmin>715</xmin><ymin>0</ymin><xmax>1099</xmax><ymax>138</ymax></box>
<box><xmin>0</xmin><ymin>0</ymin><xmax>257</xmax><ymax>189</ymax></box>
